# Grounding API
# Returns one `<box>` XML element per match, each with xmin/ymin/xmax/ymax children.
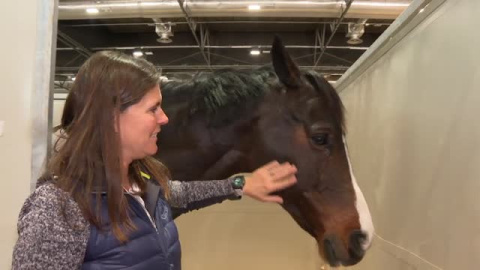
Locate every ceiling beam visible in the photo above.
<box><xmin>60</xmin><ymin>21</ymin><xmax>393</xmax><ymax>28</ymax></box>
<box><xmin>56</xmin><ymin>64</ymin><xmax>349</xmax><ymax>73</ymax></box>
<box><xmin>57</xmin><ymin>45</ymin><xmax>369</xmax><ymax>51</ymax></box>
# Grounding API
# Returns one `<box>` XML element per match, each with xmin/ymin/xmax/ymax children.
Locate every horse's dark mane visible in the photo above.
<box><xmin>161</xmin><ymin>67</ymin><xmax>275</xmax><ymax>118</ymax></box>
<box><xmin>161</xmin><ymin>67</ymin><xmax>345</xmax><ymax>132</ymax></box>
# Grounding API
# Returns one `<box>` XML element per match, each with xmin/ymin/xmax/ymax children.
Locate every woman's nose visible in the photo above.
<box><xmin>157</xmin><ymin>110</ymin><xmax>169</xmax><ymax>125</ymax></box>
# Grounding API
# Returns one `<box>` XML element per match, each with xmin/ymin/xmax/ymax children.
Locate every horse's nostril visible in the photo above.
<box><xmin>323</xmin><ymin>238</ymin><xmax>339</xmax><ymax>267</ymax></box>
<box><xmin>349</xmin><ymin>230</ymin><xmax>367</xmax><ymax>259</ymax></box>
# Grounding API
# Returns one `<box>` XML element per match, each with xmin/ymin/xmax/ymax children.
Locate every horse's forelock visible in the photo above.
<box><xmin>304</xmin><ymin>72</ymin><xmax>345</xmax><ymax>134</ymax></box>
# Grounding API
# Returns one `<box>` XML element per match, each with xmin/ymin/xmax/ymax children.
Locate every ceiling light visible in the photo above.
<box><xmin>145</xmin><ymin>51</ymin><xmax>154</xmax><ymax>55</ymax></box>
<box><xmin>347</xmin><ymin>38</ymin><xmax>363</xmax><ymax>45</ymax></box>
<box><xmin>71</xmin><ymin>76</ymin><xmax>76</xmax><ymax>81</ymax></box>
<box><xmin>155</xmin><ymin>22</ymin><xmax>174</xmax><ymax>44</ymax></box>
<box><xmin>248</xmin><ymin>4</ymin><xmax>261</xmax><ymax>10</ymax></box>
<box><xmin>157</xmin><ymin>32</ymin><xmax>173</xmax><ymax>43</ymax></box>
<box><xmin>250</xmin><ymin>49</ymin><xmax>261</xmax><ymax>55</ymax></box>
<box><xmin>86</xmin><ymin>8</ymin><xmax>99</xmax><ymax>14</ymax></box>
<box><xmin>346</xmin><ymin>21</ymin><xmax>366</xmax><ymax>45</ymax></box>
<box><xmin>133</xmin><ymin>50</ymin><xmax>143</xmax><ymax>58</ymax></box>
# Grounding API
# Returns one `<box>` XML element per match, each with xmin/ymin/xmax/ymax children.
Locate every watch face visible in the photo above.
<box><xmin>233</xmin><ymin>176</ymin><xmax>245</xmax><ymax>189</ymax></box>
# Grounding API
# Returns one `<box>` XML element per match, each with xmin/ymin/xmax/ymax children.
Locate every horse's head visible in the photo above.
<box><xmin>243</xmin><ymin>36</ymin><xmax>374</xmax><ymax>266</ymax></box>
<box><xmin>158</xmin><ymin>36</ymin><xmax>374</xmax><ymax>266</ymax></box>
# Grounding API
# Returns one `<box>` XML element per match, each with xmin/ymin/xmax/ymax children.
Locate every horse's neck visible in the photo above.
<box><xmin>158</xmin><ymin>92</ymin><xmax>262</xmax><ymax>180</ymax></box>
<box><xmin>190</xmin><ymin>116</ymin><xmax>254</xmax><ymax>179</ymax></box>
<box><xmin>157</xmin><ymin>115</ymin><xmax>254</xmax><ymax>180</ymax></box>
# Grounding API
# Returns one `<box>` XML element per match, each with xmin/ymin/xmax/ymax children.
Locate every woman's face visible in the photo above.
<box><xmin>118</xmin><ymin>85</ymin><xmax>169</xmax><ymax>164</ymax></box>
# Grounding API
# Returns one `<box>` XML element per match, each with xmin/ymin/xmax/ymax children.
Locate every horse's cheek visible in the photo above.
<box><xmin>293</xmin><ymin>125</ymin><xmax>309</xmax><ymax>146</ymax></box>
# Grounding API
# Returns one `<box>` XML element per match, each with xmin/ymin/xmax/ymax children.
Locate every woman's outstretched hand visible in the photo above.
<box><xmin>243</xmin><ymin>161</ymin><xmax>297</xmax><ymax>204</ymax></box>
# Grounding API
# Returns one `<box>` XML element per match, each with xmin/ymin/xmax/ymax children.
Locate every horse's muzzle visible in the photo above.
<box><xmin>323</xmin><ymin>230</ymin><xmax>367</xmax><ymax>266</ymax></box>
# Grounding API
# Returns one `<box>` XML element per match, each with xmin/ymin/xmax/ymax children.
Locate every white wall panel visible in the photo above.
<box><xmin>339</xmin><ymin>0</ymin><xmax>479</xmax><ymax>269</ymax></box>
<box><xmin>176</xmin><ymin>197</ymin><xmax>324</xmax><ymax>270</ymax></box>
<box><xmin>53</xmin><ymin>99</ymin><xmax>65</xmax><ymax>127</ymax></box>
<box><xmin>0</xmin><ymin>0</ymin><xmax>56</xmax><ymax>268</ymax></box>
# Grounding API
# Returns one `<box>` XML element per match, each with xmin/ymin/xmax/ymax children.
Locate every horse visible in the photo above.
<box><xmin>156</xmin><ymin>36</ymin><xmax>374</xmax><ymax>267</ymax></box>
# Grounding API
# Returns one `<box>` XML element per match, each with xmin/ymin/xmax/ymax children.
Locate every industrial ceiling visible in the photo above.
<box><xmin>55</xmin><ymin>0</ymin><xmax>412</xmax><ymax>91</ymax></box>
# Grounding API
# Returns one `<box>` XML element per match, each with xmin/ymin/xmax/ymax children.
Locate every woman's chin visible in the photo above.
<box><xmin>146</xmin><ymin>145</ymin><xmax>158</xmax><ymax>156</ymax></box>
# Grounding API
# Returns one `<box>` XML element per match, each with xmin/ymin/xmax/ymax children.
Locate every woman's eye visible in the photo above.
<box><xmin>150</xmin><ymin>105</ymin><xmax>160</xmax><ymax>113</ymax></box>
<box><xmin>311</xmin><ymin>134</ymin><xmax>328</xmax><ymax>145</ymax></box>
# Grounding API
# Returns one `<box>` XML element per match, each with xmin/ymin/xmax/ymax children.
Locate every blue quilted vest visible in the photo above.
<box><xmin>82</xmin><ymin>179</ymin><xmax>181</xmax><ymax>270</ymax></box>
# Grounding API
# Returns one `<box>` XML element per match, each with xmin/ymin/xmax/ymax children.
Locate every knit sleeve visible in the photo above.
<box><xmin>167</xmin><ymin>179</ymin><xmax>242</xmax><ymax>218</ymax></box>
<box><xmin>12</xmin><ymin>183</ymin><xmax>90</xmax><ymax>270</ymax></box>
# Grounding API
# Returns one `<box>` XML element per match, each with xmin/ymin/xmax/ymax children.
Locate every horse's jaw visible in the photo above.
<box><xmin>199</xmin><ymin>149</ymin><xmax>249</xmax><ymax>179</ymax></box>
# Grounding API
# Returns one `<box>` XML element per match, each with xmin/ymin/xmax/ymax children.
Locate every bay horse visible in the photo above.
<box><xmin>156</xmin><ymin>36</ymin><xmax>374</xmax><ymax>267</ymax></box>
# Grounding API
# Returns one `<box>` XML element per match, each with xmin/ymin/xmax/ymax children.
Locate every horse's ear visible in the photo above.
<box><xmin>271</xmin><ymin>35</ymin><xmax>301</xmax><ymax>88</ymax></box>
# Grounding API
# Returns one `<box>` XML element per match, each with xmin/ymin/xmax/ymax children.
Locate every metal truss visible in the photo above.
<box><xmin>314</xmin><ymin>0</ymin><xmax>354</xmax><ymax>67</ymax></box>
<box><xmin>177</xmin><ymin>0</ymin><xmax>211</xmax><ymax>68</ymax></box>
<box><xmin>57</xmin><ymin>29</ymin><xmax>92</xmax><ymax>59</ymax></box>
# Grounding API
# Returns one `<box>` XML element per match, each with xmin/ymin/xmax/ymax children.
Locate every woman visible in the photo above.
<box><xmin>12</xmin><ymin>51</ymin><xmax>297</xmax><ymax>269</ymax></box>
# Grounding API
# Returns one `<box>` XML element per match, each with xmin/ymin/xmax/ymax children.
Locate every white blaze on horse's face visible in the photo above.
<box><xmin>343</xmin><ymin>137</ymin><xmax>374</xmax><ymax>250</ymax></box>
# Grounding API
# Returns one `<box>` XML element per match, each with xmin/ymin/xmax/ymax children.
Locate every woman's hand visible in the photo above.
<box><xmin>243</xmin><ymin>161</ymin><xmax>297</xmax><ymax>204</ymax></box>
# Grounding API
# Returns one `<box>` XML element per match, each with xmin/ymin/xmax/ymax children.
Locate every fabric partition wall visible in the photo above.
<box><xmin>337</xmin><ymin>0</ymin><xmax>480</xmax><ymax>269</ymax></box>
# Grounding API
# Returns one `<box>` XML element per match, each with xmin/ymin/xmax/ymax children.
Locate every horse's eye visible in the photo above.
<box><xmin>311</xmin><ymin>134</ymin><xmax>329</xmax><ymax>146</ymax></box>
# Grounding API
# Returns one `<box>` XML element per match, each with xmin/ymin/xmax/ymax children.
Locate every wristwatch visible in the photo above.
<box><xmin>231</xmin><ymin>175</ymin><xmax>245</xmax><ymax>190</ymax></box>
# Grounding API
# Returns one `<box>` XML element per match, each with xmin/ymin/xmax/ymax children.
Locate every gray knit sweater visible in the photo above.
<box><xmin>12</xmin><ymin>179</ymin><xmax>239</xmax><ymax>270</ymax></box>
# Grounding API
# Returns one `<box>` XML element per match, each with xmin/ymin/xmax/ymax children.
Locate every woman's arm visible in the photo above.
<box><xmin>168</xmin><ymin>178</ymin><xmax>239</xmax><ymax>217</ymax></box>
<box><xmin>168</xmin><ymin>161</ymin><xmax>297</xmax><ymax>218</ymax></box>
<box><xmin>12</xmin><ymin>183</ymin><xmax>90</xmax><ymax>270</ymax></box>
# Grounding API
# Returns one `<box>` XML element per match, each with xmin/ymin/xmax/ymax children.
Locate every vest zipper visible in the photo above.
<box><xmin>126</xmin><ymin>193</ymin><xmax>158</xmax><ymax>233</ymax></box>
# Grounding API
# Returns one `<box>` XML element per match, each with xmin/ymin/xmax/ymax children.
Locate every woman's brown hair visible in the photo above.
<box><xmin>47</xmin><ymin>51</ymin><xmax>170</xmax><ymax>242</ymax></box>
